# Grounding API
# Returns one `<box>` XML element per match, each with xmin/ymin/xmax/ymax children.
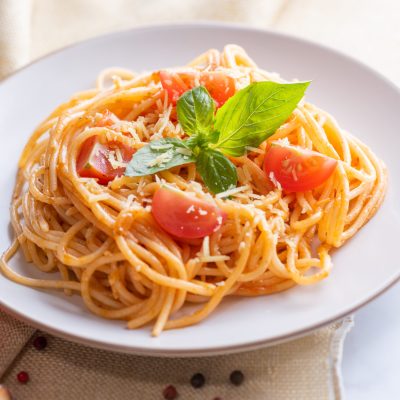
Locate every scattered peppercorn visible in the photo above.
<box><xmin>229</xmin><ymin>370</ymin><xmax>244</xmax><ymax>386</ymax></box>
<box><xmin>163</xmin><ymin>385</ymin><xmax>178</xmax><ymax>400</ymax></box>
<box><xmin>33</xmin><ymin>336</ymin><xmax>47</xmax><ymax>350</ymax></box>
<box><xmin>17</xmin><ymin>371</ymin><xmax>29</xmax><ymax>384</ymax></box>
<box><xmin>190</xmin><ymin>373</ymin><xmax>205</xmax><ymax>388</ymax></box>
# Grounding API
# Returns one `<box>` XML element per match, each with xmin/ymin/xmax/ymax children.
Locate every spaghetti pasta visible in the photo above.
<box><xmin>0</xmin><ymin>45</ymin><xmax>387</xmax><ymax>336</ymax></box>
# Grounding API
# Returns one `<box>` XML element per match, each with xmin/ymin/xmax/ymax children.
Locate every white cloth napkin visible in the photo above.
<box><xmin>0</xmin><ymin>0</ymin><xmax>31</xmax><ymax>78</ymax></box>
<box><xmin>5</xmin><ymin>0</ymin><xmax>397</xmax><ymax>398</ymax></box>
<box><xmin>2</xmin><ymin>0</ymin><xmax>399</xmax><ymax>85</ymax></box>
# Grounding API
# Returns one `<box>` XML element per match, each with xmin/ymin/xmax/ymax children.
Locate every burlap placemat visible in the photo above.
<box><xmin>0</xmin><ymin>310</ymin><xmax>353</xmax><ymax>399</ymax></box>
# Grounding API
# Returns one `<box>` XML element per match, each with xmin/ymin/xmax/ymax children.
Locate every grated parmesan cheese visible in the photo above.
<box><xmin>125</xmin><ymin>194</ymin><xmax>136</xmax><ymax>208</ymax></box>
<box><xmin>137</xmin><ymin>177</ymin><xmax>146</xmax><ymax>193</ymax></box>
<box><xmin>145</xmin><ymin>150</ymin><xmax>173</xmax><ymax>167</ymax></box>
<box><xmin>154</xmin><ymin>174</ymin><xmax>167</xmax><ymax>185</ymax></box>
<box><xmin>198</xmin><ymin>208</ymin><xmax>208</xmax><ymax>216</ymax></box>
<box><xmin>186</xmin><ymin>205</ymin><xmax>195</xmax><ymax>214</ymax></box>
<box><xmin>245</xmin><ymin>146</ymin><xmax>265</xmax><ymax>155</ymax></box>
<box><xmin>115</xmin><ymin>148</ymin><xmax>123</xmax><ymax>163</ymax></box>
<box><xmin>213</xmin><ymin>215</ymin><xmax>223</xmax><ymax>232</ymax></box>
<box><xmin>269</xmin><ymin>171</ymin><xmax>282</xmax><ymax>190</ymax></box>
<box><xmin>216</xmin><ymin>185</ymin><xmax>250</xmax><ymax>199</ymax></box>
<box><xmin>201</xmin><ymin>236</ymin><xmax>210</xmax><ymax>257</ymax></box>
<box><xmin>247</xmin><ymin>193</ymin><xmax>263</xmax><ymax>199</ymax></box>
<box><xmin>150</xmin><ymin>104</ymin><xmax>172</xmax><ymax>140</ymax></box>
<box><xmin>107</xmin><ymin>150</ymin><xmax>128</xmax><ymax>169</ymax></box>
<box><xmin>273</xmin><ymin>137</ymin><xmax>290</xmax><ymax>147</ymax></box>
<box><xmin>150</xmin><ymin>143</ymin><xmax>173</xmax><ymax>150</ymax></box>
<box><xmin>176</xmin><ymin>147</ymin><xmax>192</xmax><ymax>156</ymax></box>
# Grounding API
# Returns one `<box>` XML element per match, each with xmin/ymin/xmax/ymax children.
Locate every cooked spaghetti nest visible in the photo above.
<box><xmin>1</xmin><ymin>45</ymin><xmax>387</xmax><ymax>336</ymax></box>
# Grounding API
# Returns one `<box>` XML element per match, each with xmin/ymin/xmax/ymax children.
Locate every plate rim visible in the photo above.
<box><xmin>1</xmin><ymin>21</ymin><xmax>399</xmax><ymax>357</ymax></box>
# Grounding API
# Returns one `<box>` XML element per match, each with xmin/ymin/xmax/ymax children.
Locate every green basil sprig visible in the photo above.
<box><xmin>125</xmin><ymin>138</ymin><xmax>196</xmax><ymax>176</ymax></box>
<box><xmin>213</xmin><ymin>81</ymin><xmax>309</xmax><ymax>156</ymax></box>
<box><xmin>125</xmin><ymin>81</ymin><xmax>309</xmax><ymax>194</ymax></box>
<box><xmin>196</xmin><ymin>149</ymin><xmax>237</xmax><ymax>195</ymax></box>
<box><xmin>177</xmin><ymin>86</ymin><xmax>215</xmax><ymax>137</ymax></box>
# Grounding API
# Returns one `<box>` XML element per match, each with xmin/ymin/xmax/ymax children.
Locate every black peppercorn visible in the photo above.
<box><xmin>33</xmin><ymin>336</ymin><xmax>47</xmax><ymax>350</ymax></box>
<box><xmin>190</xmin><ymin>373</ymin><xmax>205</xmax><ymax>388</ymax></box>
<box><xmin>163</xmin><ymin>385</ymin><xmax>178</xmax><ymax>400</ymax></box>
<box><xmin>229</xmin><ymin>370</ymin><xmax>244</xmax><ymax>386</ymax></box>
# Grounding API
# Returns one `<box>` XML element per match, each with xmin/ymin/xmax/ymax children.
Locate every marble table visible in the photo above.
<box><xmin>343</xmin><ymin>284</ymin><xmax>400</xmax><ymax>398</ymax></box>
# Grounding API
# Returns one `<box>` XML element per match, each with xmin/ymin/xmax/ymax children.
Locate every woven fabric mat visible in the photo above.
<box><xmin>0</xmin><ymin>310</ymin><xmax>353</xmax><ymax>399</ymax></box>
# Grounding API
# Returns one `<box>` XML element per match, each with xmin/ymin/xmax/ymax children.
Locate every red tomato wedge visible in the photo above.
<box><xmin>76</xmin><ymin>136</ymin><xmax>135</xmax><ymax>185</ymax></box>
<box><xmin>152</xmin><ymin>186</ymin><xmax>227</xmax><ymax>239</ymax></box>
<box><xmin>159</xmin><ymin>71</ymin><xmax>235</xmax><ymax>107</ymax></box>
<box><xmin>263</xmin><ymin>143</ymin><xmax>337</xmax><ymax>192</ymax></box>
<box><xmin>200</xmin><ymin>72</ymin><xmax>236</xmax><ymax>107</ymax></box>
<box><xmin>159</xmin><ymin>71</ymin><xmax>191</xmax><ymax>105</ymax></box>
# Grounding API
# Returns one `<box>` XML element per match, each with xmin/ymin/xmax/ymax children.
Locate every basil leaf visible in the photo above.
<box><xmin>125</xmin><ymin>138</ymin><xmax>196</xmax><ymax>176</ymax></box>
<box><xmin>196</xmin><ymin>149</ymin><xmax>237</xmax><ymax>194</ymax></box>
<box><xmin>185</xmin><ymin>133</ymin><xmax>206</xmax><ymax>152</ymax></box>
<box><xmin>177</xmin><ymin>86</ymin><xmax>215</xmax><ymax>136</ymax></box>
<box><xmin>207</xmin><ymin>130</ymin><xmax>220</xmax><ymax>144</ymax></box>
<box><xmin>213</xmin><ymin>81</ymin><xmax>310</xmax><ymax>156</ymax></box>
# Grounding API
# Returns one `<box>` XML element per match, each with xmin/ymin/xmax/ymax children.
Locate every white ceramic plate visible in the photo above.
<box><xmin>1</xmin><ymin>23</ymin><xmax>399</xmax><ymax>356</ymax></box>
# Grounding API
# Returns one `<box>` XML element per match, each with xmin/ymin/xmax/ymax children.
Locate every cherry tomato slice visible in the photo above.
<box><xmin>159</xmin><ymin>71</ymin><xmax>191</xmax><ymax>105</ymax></box>
<box><xmin>159</xmin><ymin>71</ymin><xmax>235</xmax><ymax>107</ymax></box>
<box><xmin>263</xmin><ymin>143</ymin><xmax>337</xmax><ymax>192</ymax></box>
<box><xmin>152</xmin><ymin>186</ymin><xmax>227</xmax><ymax>239</ymax></box>
<box><xmin>200</xmin><ymin>72</ymin><xmax>236</xmax><ymax>107</ymax></box>
<box><xmin>76</xmin><ymin>136</ymin><xmax>135</xmax><ymax>185</ymax></box>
